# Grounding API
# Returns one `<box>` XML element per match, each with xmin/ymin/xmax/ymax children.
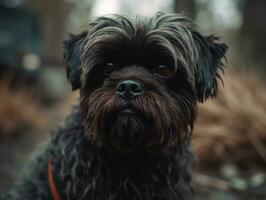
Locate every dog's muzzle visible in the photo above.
<box><xmin>116</xmin><ymin>80</ymin><xmax>144</xmax><ymax>100</ymax></box>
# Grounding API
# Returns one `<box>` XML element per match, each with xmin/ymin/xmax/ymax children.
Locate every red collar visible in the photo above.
<box><xmin>48</xmin><ymin>159</ymin><xmax>62</xmax><ymax>200</ymax></box>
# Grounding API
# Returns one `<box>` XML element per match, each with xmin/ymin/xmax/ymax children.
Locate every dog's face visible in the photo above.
<box><xmin>63</xmin><ymin>13</ymin><xmax>227</xmax><ymax>154</ymax></box>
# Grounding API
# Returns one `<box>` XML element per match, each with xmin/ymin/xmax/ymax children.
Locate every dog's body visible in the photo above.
<box><xmin>3</xmin><ymin>13</ymin><xmax>227</xmax><ymax>200</ymax></box>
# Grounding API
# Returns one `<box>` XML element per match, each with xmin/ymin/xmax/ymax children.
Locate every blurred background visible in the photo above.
<box><xmin>0</xmin><ymin>0</ymin><xmax>266</xmax><ymax>199</ymax></box>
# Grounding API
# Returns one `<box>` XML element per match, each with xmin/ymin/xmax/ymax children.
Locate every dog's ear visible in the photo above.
<box><xmin>63</xmin><ymin>31</ymin><xmax>88</xmax><ymax>90</ymax></box>
<box><xmin>192</xmin><ymin>33</ymin><xmax>227</xmax><ymax>102</ymax></box>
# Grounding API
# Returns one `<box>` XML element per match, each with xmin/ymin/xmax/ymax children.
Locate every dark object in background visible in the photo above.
<box><xmin>3</xmin><ymin>12</ymin><xmax>227</xmax><ymax>200</ymax></box>
<box><xmin>0</xmin><ymin>1</ymin><xmax>42</xmax><ymax>85</ymax></box>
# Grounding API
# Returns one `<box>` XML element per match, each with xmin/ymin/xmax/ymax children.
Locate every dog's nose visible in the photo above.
<box><xmin>116</xmin><ymin>80</ymin><xmax>144</xmax><ymax>99</ymax></box>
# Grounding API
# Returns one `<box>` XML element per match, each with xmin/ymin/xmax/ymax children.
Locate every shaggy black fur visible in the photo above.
<box><xmin>2</xmin><ymin>12</ymin><xmax>227</xmax><ymax>200</ymax></box>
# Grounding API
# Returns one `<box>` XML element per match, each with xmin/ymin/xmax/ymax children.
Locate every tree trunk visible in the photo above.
<box><xmin>174</xmin><ymin>0</ymin><xmax>196</xmax><ymax>19</ymax></box>
<box><xmin>240</xmin><ymin>0</ymin><xmax>266</xmax><ymax>72</ymax></box>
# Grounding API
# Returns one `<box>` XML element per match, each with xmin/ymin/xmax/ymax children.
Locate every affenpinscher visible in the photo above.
<box><xmin>4</xmin><ymin>12</ymin><xmax>227</xmax><ymax>200</ymax></box>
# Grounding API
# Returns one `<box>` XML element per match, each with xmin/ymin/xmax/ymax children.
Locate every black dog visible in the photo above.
<box><xmin>4</xmin><ymin>12</ymin><xmax>227</xmax><ymax>200</ymax></box>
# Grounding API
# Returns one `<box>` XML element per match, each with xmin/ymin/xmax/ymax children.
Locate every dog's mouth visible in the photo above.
<box><xmin>117</xmin><ymin>103</ymin><xmax>139</xmax><ymax>115</ymax></box>
<box><xmin>115</xmin><ymin>102</ymin><xmax>141</xmax><ymax>116</ymax></box>
<box><xmin>119</xmin><ymin>108</ymin><xmax>136</xmax><ymax>114</ymax></box>
<box><xmin>103</xmin><ymin>103</ymin><xmax>142</xmax><ymax>131</ymax></box>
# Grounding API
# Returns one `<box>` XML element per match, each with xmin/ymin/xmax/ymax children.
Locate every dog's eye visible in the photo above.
<box><xmin>104</xmin><ymin>63</ymin><xmax>117</xmax><ymax>75</ymax></box>
<box><xmin>155</xmin><ymin>65</ymin><xmax>174</xmax><ymax>78</ymax></box>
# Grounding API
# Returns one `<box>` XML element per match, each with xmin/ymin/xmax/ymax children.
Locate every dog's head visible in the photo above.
<box><xmin>63</xmin><ymin>12</ymin><xmax>227</xmax><ymax>154</ymax></box>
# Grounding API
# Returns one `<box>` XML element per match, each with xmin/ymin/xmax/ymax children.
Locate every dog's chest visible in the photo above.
<box><xmin>55</xmin><ymin>150</ymin><xmax>190</xmax><ymax>200</ymax></box>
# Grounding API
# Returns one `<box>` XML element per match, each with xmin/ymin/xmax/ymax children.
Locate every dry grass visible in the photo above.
<box><xmin>193</xmin><ymin>71</ymin><xmax>266</xmax><ymax>166</ymax></box>
<box><xmin>0</xmin><ymin>77</ymin><xmax>45</xmax><ymax>138</ymax></box>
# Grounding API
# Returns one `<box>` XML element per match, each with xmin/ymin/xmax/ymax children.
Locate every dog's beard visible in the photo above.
<box><xmin>105</xmin><ymin>114</ymin><xmax>151</xmax><ymax>153</ymax></box>
<box><xmin>81</xmin><ymin>88</ymin><xmax>191</xmax><ymax>153</ymax></box>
